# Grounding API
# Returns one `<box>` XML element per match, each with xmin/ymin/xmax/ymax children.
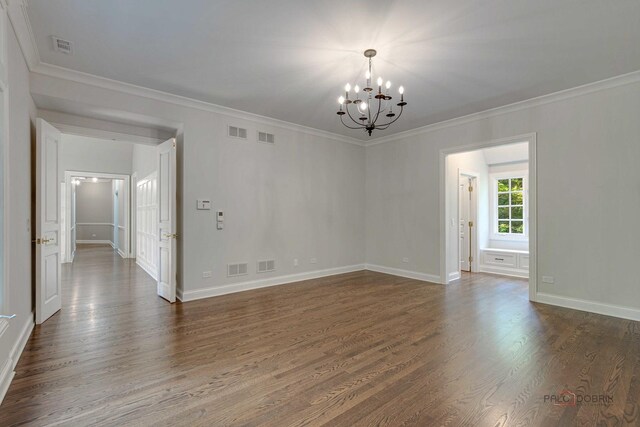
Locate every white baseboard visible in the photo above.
<box><xmin>76</xmin><ymin>240</ymin><xmax>113</xmax><ymax>245</ymax></box>
<box><xmin>448</xmin><ymin>271</ymin><xmax>461</xmax><ymax>282</ymax></box>
<box><xmin>364</xmin><ymin>264</ymin><xmax>442</xmax><ymax>284</ymax></box>
<box><xmin>181</xmin><ymin>264</ymin><xmax>366</xmax><ymax>302</ymax></box>
<box><xmin>117</xmin><ymin>248</ymin><xmax>125</xmax><ymax>258</ymax></box>
<box><xmin>536</xmin><ymin>292</ymin><xmax>640</xmax><ymax>322</ymax></box>
<box><xmin>479</xmin><ymin>265</ymin><xmax>528</xmax><ymax>279</ymax></box>
<box><xmin>0</xmin><ymin>313</ymin><xmax>34</xmax><ymax>405</ymax></box>
<box><xmin>10</xmin><ymin>314</ymin><xmax>34</xmax><ymax>370</ymax></box>
<box><xmin>136</xmin><ymin>259</ymin><xmax>157</xmax><ymax>281</ymax></box>
<box><xmin>0</xmin><ymin>359</ymin><xmax>14</xmax><ymax>406</ymax></box>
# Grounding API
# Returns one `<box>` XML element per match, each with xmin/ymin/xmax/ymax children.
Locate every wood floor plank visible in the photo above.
<box><xmin>0</xmin><ymin>244</ymin><xmax>639</xmax><ymax>426</ymax></box>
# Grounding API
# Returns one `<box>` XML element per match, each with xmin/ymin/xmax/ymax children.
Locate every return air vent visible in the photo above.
<box><xmin>228</xmin><ymin>125</ymin><xmax>247</xmax><ymax>139</ymax></box>
<box><xmin>257</xmin><ymin>260</ymin><xmax>276</xmax><ymax>273</ymax></box>
<box><xmin>51</xmin><ymin>36</ymin><xmax>73</xmax><ymax>54</ymax></box>
<box><xmin>227</xmin><ymin>262</ymin><xmax>248</xmax><ymax>277</ymax></box>
<box><xmin>257</xmin><ymin>131</ymin><xmax>275</xmax><ymax>144</ymax></box>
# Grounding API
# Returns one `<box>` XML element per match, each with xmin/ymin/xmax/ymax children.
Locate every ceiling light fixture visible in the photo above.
<box><xmin>336</xmin><ymin>49</ymin><xmax>406</xmax><ymax>136</ymax></box>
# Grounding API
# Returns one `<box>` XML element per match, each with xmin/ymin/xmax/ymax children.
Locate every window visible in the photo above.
<box><xmin>491</xmin><ymin>172</ymin><xmax>528</xmax><ymax>240</ymax></box>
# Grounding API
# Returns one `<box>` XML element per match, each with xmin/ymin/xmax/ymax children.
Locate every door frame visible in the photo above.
<box><xmin>439</xmin><ymin>133</ymin><xmax>537</xmax><ymax>302</ymax></box>
<box><xmin>130</xmin><ymin>172</ymin><xmax>137</xmax><ymax>259</ymax></box>
<box><xmin>64</xmin><ymin>171</ymin><xmax>132</xmax><ymax>260</ymax></box>
<box><xmin>457</xmin><ymin>170</ymin><xmax>479</xmax><ymax>275</ymax></box>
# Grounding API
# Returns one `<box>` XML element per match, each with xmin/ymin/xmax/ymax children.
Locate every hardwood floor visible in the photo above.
<box><xmin>1</xmin><ymin>245</ymin><xmax>638</xmax><ymax>426</ymax></box>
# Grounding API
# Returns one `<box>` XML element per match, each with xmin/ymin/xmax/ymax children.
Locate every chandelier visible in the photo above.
<box><xmin>336</xmin><ymin>49</ymin><xmax>406</xmax><ymax>136</ymax></box>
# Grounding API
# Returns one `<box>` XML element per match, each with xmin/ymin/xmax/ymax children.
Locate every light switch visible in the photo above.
<box><xmin>197</xmin><ymin>199</ymin><xmax>211</xmax><ymax>210</ymax></box>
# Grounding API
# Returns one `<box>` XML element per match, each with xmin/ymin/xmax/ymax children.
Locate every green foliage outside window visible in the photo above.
<box><xmin>497</xmin><ymin>177</ymin><xmax>524</xmax><ymax>235</ymax></box>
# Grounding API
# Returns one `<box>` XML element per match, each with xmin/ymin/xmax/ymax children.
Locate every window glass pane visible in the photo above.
<box><xmin>511</xmin><ymin>206</ymin><xmax>523</xmax><ymax>219</ymax></box>
<box><xmin>498</xmin><ymin>207</ymin><xmax>509</xmax><ymax>219</ymax></box>
<box><xmin>511</xmin><ymin>191</ymin><xmax>523</xmax><ymax>205</ymax></box>
<box><xmin>497</xmin><ymin>179</ymin><xmax>509</xmax><ymax>192</ymax></box>
<box><xmin>511</xmin><ymin>178</ymin><xmax>523</xmax><ymax>191</ymax></box>
<box><xmin>511</xmin><ymin>221</ymin><xmax>524</xmax><ymax>234</ymax></box>
<box><xmin>498</xmin><ymin>221</ymin><xmax>510</xmax><ymax>233</ymax></box>
<box><xmin>498</xmin><ymin>193</ymin><xmax>509</xmax><ymax>205</ymax></box>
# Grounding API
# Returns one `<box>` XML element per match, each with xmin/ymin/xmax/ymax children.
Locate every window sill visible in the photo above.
<box><xmin>490</xmin><ymin>234</ymin><xmax>529</xmax><ymax>242</ymax></box>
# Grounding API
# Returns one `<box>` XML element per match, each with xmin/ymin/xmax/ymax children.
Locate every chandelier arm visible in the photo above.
<box><xmin>372</xmin><ymin>105</ymin><xmax>405</xmax><ymax>129</ymax></box>
<box><xmin>345</xmin><ymin>104</ymin><xmax>365</xmax><ymax>127</ymax></box>
<box><xmin>340</xmin><ymin>115</ymin><xmax>365</xmax><ymax>130</ymax></box>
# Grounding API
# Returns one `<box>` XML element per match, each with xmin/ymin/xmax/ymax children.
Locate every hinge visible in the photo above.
<box><xmin>469</xmin><ymin>221</ymin><xmax>474</xmax><ymax>227</ymax></box>
<box><xmin>172</xmin><ymin>140</ymin><xmax>176</xmax><ymax>148</ymax></box>
<box><xmin>469</xmin><ymin>256</ymin><xmax>473</xmax><ymax>262</ymax></box>
<box><xmin>468</xmin><ymin>185</ymin><xmax>473</xmax><ymax>192</ymax></box>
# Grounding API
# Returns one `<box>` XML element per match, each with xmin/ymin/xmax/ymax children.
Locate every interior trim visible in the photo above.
<box><xmin>179</xmin><ymin>264</ymin><xmax>366</xmax><ymax>302</ymax></box>
<box><xmin>536</xmin><ymin>292</ymin><xmax>640</xmax><ymax>322</ymax></box>
<box><xmin>365</xmin><ymin>264</ymin><xmax>442</xmax><ymax>284</ymax></box>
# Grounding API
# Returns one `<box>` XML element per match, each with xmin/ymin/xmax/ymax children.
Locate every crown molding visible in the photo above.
<box><xmin>31</xmin><ymin>63</ymin><xmax>366</xmax><ymax>147</ymax></box>
<box><xmin>11</xmin><ymin>1</ymin><xmax>640</xmax><ymax>148</ymax></box>
<box><xmin>366</xmin><ymin>69</ymin><xmax>640</xmax><ymax>146</ymax></box>
<box><xmin>7</xmin><ymin>0</ymin><xmax>365</xmax><ymax>147</ymax></box>
<box><xmin>6</xmin><ymin>0</ymin><xmax>39</xmax><ymax>69</ymax></box>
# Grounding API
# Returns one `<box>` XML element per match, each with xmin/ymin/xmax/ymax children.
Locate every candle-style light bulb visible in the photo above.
<box><xmin>345</xmin><ymin>83</ymin><xmax>351</xmax><ymax>92</ymax></box>
<box><xmin>354</xmin><ymin>85</ymin><xmax>360</xmax><ymax>94</ymax></box>
<box><xmin>360</xmin><ymin>102</ymin><xmax>367</xmax><ymax>111</ymax></box>
<box><xmin>365</xmin><ymin>70</ymin><xmax>371</xmax><ymax>79</ymax></box>
<box><xmin>377</xmin><ymin>77</ymin><xmax>383</xmax><ymax>87</ymax></box>
<box><xmin>398</xmin><ymin>86</ymin><xmax>404</xmax><ymax>95</ymax></box>
<box><xmin>385</xmin><ymin>81</ymin><xmax>391</xmax><ymax>89</ymax></box>
<box><xmin>338</xmin><ymin>96</ymin><xmax>345</xmax><ymax>105</ymax></box>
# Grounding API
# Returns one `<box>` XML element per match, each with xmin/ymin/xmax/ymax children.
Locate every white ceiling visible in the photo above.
<box><xmin>27</xmin><ymin>0</ymin><xmax>640</xmax><ymax>140</ymax></box>
<box><xmin>482</xmin><ymin>142</ymin><xmax>528</xmax><ymax>165</ymax></box>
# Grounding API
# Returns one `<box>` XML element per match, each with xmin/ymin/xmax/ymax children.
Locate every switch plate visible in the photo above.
<box><xmin>197</xmin><ymin>199</ymin><xmax>211</xmax><ymax>210</ymax></box>
<box><xmin>542</xmin><ymin>276</ymin><xmax>555</xmax><ymax>284</ymax></box>
<box><xmin>202</xmin><ymin>271</ymin><xmax>212</xmax><ymax>278</ymax></box>
<box><xmin>310</xmin><ymin>258</ymin><xmax>317</xmax><ymax>264</ymax></box>
<box><xmin>293</xmin><ymin>258</ymin><xmax>299</xmax><ymax>267</ymax></box>
<box><xmin>402</xmin><ymin>257</ymin><xmax>409</xmax><ymax>263</ymax></box>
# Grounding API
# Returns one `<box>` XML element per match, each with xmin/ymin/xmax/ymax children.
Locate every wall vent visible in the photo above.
<box><xmin>51</xmin><ymin>36</ymin><xmax>73</xmax><ymax>54</ymax></box>
<box><xmin>258</xmin><ymin>131</ymin><xmax>275</xmax><ymax>144</ymax></box>
<box><xmin>257</xmin><ymin>259</ymin><xmax>276</xmax><ymax>273</ymax></box>
<box><xmin>228</xmin><ymin>125</ymin><xmax>248</xmax><ymax>139</ymax></box>
<box><xmin>227</xmin><ymin>262</ymin><xmax>249</xmax><ymax>277</ymax></box>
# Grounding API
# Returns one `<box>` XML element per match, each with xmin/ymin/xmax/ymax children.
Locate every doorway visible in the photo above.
<box><xmin>63</xmin><ymin>171</ymin><xmax>130</xmax><ymax>262</ymax></box>
<box><xmin>440</xmin><ymin>133</ymin><xmax>537</xmax><ymax>302</ymax></box>
<box><xmin>34</xmin><ymin>118</ymin><xmax>178</xmax><ymax>324</ymax></box>
<box><xmin>458</xmin><ymin>173</ymin><xmax>477</xmax><ymax>273</ymax></box>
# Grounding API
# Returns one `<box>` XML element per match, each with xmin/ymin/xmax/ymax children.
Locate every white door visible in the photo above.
<box><xmin>35</xmin><ymin>118</ymin><xmax>62</xmax><ymax>324</ymax></box>
<box><xmin>459</xmin><ymin>177</ymin><xmax>472</xmax><ymax>272</ymax></box>
<box><xmin>156</xmin><ymin>138</ymin><xmax>177</xmax><ymax>302</ymax></box>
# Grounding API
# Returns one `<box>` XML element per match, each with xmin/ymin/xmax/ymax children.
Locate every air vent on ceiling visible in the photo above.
<box><xmin>51</xmin><ymin>36</ymin><xmax>73</xmax><ymax>55</ymax></box>
<box><xmin>257</xmin><ymin>260</ymin><xmax>276</xmax><ymax>273</ymax></box>
<box><xmin>227</xmin><ymin>262</ymin><xmax>248</xmax><ymax>277</ymax></box>
<box><xmin>228</xmin><ymin>125</ymin><xmax>247</xmax><ymax>139</ymax></box>
<box><xmin>257</xmin><ymin>131</ymin><xmax>275</xmax><ymax>144</ymax></box>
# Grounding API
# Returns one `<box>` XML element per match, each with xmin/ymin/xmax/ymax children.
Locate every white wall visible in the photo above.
<box><xmin>1</xmin><ymin>16</ymin><xmax>38</xmax><ymax>398</ymax></box>
<box><xmin>366</xmin><ymin>78</ymin><xmax>640</xmax><ymax>312</ymax></box>
<box><xmin>60</xmin><ymin>134</ymin><xmax>133</xmax><ymax>181</ymax></box>
<box><xmin>132</xmin><ymin>143</ymin><xmax>157</xmax><ymax>180</ymax></box>
<box><xmin>31</xmin><ymin>72</ymin><xmax>367</xmax><ymax>299</ymax></box>
<box><xmin>445</xmin><ymin>151</ymin><xmax>489</xmax><ymax>279</ymax></box>
<box><xmin>75</xmin><ymin>181</ymin><xmax>113</xmax><ymax>242</ymax></box>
